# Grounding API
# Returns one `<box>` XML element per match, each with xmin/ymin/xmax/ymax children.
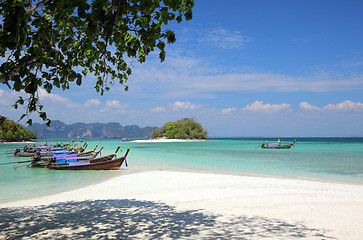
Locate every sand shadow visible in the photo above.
<box><xmin>0</xmin><ymin>199</ymin><xmax>334</xmax><ymax>239</ymax></box>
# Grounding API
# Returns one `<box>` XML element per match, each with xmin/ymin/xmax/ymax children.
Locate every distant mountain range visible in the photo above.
<box><xmin>26</xmin><ymin>120</ymin><xmax>157</xmax><ymax>139</ymax></box>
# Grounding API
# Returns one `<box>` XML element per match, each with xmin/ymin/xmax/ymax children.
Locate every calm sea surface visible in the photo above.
<box><xmin>0</xmin><ymin>138</ymin><xmax>362</xmax><ymax>203</ymax></box>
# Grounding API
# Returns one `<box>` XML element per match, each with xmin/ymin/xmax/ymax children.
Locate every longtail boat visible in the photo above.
<box><xmin>39</xmin><ymin>150</ymin><xmax>95</xmax><ymax>161</ymax></box>
<box><xmin>30</xmin><ymin>148</ymin><xmax>103</xmax><ymax>168</ymax></box>
<box><xmin>11</xmin><ymin>149</ymin><xmax>37</xmax><ymax>157</ymax></box>
<box><xmin>47</xmin><ymin>148</ymin><xmax>130</xmax><ymax>170</ymax></box>
<box><xmin>12</xmin><ymin>147</ymin><xmax>85</xmax><ymax>158</ymax></box>
<box><xmin>10</xmin><ymin>142</ymin><xmax>83</xmax><ymax>157</ymax></box>
<box><xmin>261</xmin><ymin>140</ymin><xmax>296</xmax><ymax>149</ymax></box>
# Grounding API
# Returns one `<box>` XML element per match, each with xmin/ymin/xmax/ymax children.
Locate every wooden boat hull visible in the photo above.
<box><xmin>28</xmin><ymin>162</ymin><xmax>47</xmax><ymax>168</ymax></box>
<box><xmin>261</xmin><ymin>144</ymin><xmax>294</xmax><ymax>149</ymax></box>
<box><xmin>14</xmin><ymin>147</ymin><xmax>85</xmax><ymax>158</ymax></box>
<box><xmin>261</xmin><ymin>140</ymin><xmax>296</xmax><ymax>149</ymax></box>
<box><xmin>33</xmin><ymin>150</ymin><xmax>96</xmax><ymax>162</ymax></box>
<box><xmin>28</xmin><ymin>154</ymin><xmax>114</xmax><ymax>168</ymax></box>
<box><xmin>47</xmin><ymin>152</ymin><xmax>128</xmax><ymax>170</ymax></box>
<box><xmin>13</xmin><ymin>152</ymin><xmax>37</xmax><ymax>157</ymax></box>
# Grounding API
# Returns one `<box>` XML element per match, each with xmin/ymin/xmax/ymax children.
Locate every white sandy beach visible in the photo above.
<box><xmin>132</xmin><ymin>138</ymin><xmax>207</xmax><ymax>143</ymax></box>
<box><xmin>1</xmin><ymin>171</ymin><xmax>363</xmax><ymax>239</ymax></box>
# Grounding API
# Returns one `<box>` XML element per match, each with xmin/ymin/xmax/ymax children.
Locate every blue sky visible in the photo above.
<box><xmin>1</xmin><ymin>0</ymin><xmax>363</xmax><ymax>137</ymax></box>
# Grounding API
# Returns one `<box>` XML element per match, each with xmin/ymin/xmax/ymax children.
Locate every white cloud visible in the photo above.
<box><xmin>0</xmin><ymin>89</ymin><xmax>8</xmax><ymax>105</ymax></box>
<box><xmin>150</xmin><ymin>107</ymin><xmax>165</xmax><ymax>112</ymax></box>
<box><xmin>128</xmin><ymin>54</ymin><xmax>363</xmax><ymax>99</ymax></box>
<box><xmin>243</xmin><ymin>101</ymin><xmax>292</xmax><ymax>113</ymax></box>
<box><xmin>299</xmin><ymin>102</ymin><xmax>320</xmax><ymax>111</ymax></box>
<box><xmin>98</xmin><ymin>100</ymin><xmax>129</xmax><ymax>114</ymax></box>
<box><xmin>199</xmin><ymin>28</ymin><xmax>250</xmax><ymax>49</ymax></box>
<box><xmin>84</xmin><ymin>99</ymin><xmax>101</xmax><ymax>107</ymax></box>
<box><xmin>340</xmin><ymin>60</ymin><xmax>363</xmax><ymax>68</ymax></box>
<box><xmin>105</xmin><ymin>100</ymin><xmax>121</xmax><ymax>108</ymax></box>
<box><xmin>1</xmin><ymin>88</ymin><xmax>80</xmax><ymax>109</ymax></box>
<box><xmin>38</xmin><ymin>88</ymin><xmax>69</xmax><ymax>103</ymax></box>
<box><xmin>171</xmin><ymin>101</ymin><xmax>200</xmax><ymax>110</ymax></box>
<box><xmin>66</xmin><ymin>102</ymin><xmax>80</xmax><ymax>109</ymax></box>
<box><xmin>323</xmin><ymin>100</ymin><xmax>363</xmax><ymax>111</ymax></box>
<box><xmin>299</xmin><ymin>100</ymin><xmax>363</xmax><ymax>112</ymax></box>
<box><xmin>37</xmin><ymin>88</ymin><xmax>81</xmax><ymax>108</ymax></box>
<box><xmin>189</xmin><ymin>73</ymin><xmax>363</xmax><ymax>94</ymax></box>
<box><xmin>221</xmin><ymin>107</ymin><xmax>236</xmax><ymax>114</ymax></box>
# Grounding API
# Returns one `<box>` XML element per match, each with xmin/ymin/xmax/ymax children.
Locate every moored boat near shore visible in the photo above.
<box><xmin>29</xmin><ymin>153</ymin><xmax>99</xmax><ymax>168</ymax></box>
<box><xmin>261</xmin><ymin>139</ymin><xmax>296</xmax><ymax>149</ymax></box>
<box><xmin>9</xmin><ymin>143</ymin><xmax>84</xmax><ymax>157</ymax></box>
<box><xmin>30</xmin><ymin>147</ymin><xmax>103</xmax><ymax>167</ymax></box>
<box><xmin>1</xmin><ymin>142</ymin><xmax>131</xmax><ymax>171</ymax></box>
<box><xmin>47</xmin><ymin>148</ymin><xmax>130</xmax><ymax>170</ymax></box>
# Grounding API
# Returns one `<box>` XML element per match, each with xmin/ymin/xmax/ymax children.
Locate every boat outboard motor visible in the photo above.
<box><xmin>14</xmin><ymin>148</ymin><xmax>20</xmax><ymax>156</ymax></box>
<box><xmin>49</xmin><ymin>157</ymin><xmax>56</xmax><ymax>164</ymax></box>
<box><xmin>32</xmin><ymin>152</ymin><xmax>40</xmax><ymax>163</ymax></box>
<box><xmin>32</xmin><ymin>156</ymin><xmax>40</xmax><ymax>163</ymax></box>
<box><xmin>31</xmin><ymin>151</ymin><xmax>41</xmax><ymax>163</ymax></box>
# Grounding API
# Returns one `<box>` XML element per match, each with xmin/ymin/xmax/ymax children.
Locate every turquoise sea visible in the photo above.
<box><xmin>0</xmin><ymin>138</ymin><xmax>362</xmax><ymax>204</ymax></box>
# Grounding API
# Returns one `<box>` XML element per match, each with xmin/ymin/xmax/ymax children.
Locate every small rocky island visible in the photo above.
<box><xmin>0</xmin><ymin>115</ymin><xmax>37</xmax><ymax>142</ymax></box>
<box><xmin>151</xmin><ymin>118</ymin><xmax>208</xmax><ymax>140</ymax></box>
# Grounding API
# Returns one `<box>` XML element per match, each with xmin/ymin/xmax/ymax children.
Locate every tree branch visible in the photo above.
<box><xmin>26</xmin><ymin>0</ymin><xmax>51</xmax><ymax>16</ymax></box>
<box><xmin>0</xmin><ymin>69</ymin><xmax>17</xmax><ymax>88</ymax></box>
<box><xmin>0</xmin><ymin>54</ymin><xmax>38</xmax><ymax>88</ymax></box>
<box><xmin>28</xmin><ymin>0</ymin><xmax>33</xmax><ymax>9</ymax></box>
<box><xmin>100</xmin><ymin>1</ymin><xmax>123</xmax><ymax>59</ymax></box>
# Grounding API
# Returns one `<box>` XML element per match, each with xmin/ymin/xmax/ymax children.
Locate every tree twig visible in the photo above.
<box><xmin>26</xmin><ymin>0</ymin><xmax>51</xmax><ymax>16</ymax></box>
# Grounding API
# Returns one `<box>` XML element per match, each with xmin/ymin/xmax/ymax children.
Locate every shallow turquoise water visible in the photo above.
<box><xmin>0</xmin><ymin>138</ymin><xmax>362</xmax><ymax>203</ymax></box>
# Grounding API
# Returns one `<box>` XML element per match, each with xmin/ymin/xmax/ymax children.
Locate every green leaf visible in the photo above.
<box><xmin>76</xmin><ymin>76</ymin><xmax>82</xmax><ymax>85</ymax></box>
<box><xmin>26</xmin><ymin>119</ymin><xmax>33</xmax><ymax>126</ymax></box>
<box><xmin>17</xmin><ymin>97</ymin><xmax>24</xmax><ymax>105</ymax></box>
<box><xmin>165</xmin><ymin>30</ymin><xmax>176</xmax><ymax>43</ymax></box>
<box><xmin>12</xmin><ymin>103</ymin><xmax>18</xmax><ymax>109</ymax></box>
<box><xmin>156</xmin><ymin>41</ymin><xmax>165</xmax><ymax>50</ymax></box>
<box><xmin>39</xmin><ymin>112</ymin><xmax>47</xmax><ymax>121</ymax></box>
<box><xmin>19</xmin><ymin>114</ymin><xmax>26</xmax><ymax>121</ymax></box>
<box><xmin>159</xmin><ymin>50</ymin><xmax>166</xmax><ymax>62</ymax></box>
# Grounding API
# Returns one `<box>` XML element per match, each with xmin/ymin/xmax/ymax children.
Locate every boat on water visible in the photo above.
<box><xmin>32</xmin><ymin>146</ymin><xmax>102</xmax><ymax>163</ymax></box>
<box><xmin>46</xmin><ymin>148</ymin><xmax>130</xmax><ymax>170</ymax></box>
<box><xmin>261</xmin><ymin>139</ymin><xmax>296</xmax><ymax>149</ymax></box>
<box><xmin>10</xmin><ymin>143</ymin><xmax>84</xmax><ymax>157</ymax></box>
<box><xmin>11</xmin><ymin>149</ymin><xmax>37</xmax><ymax>157</ymax></box>
<box><xmin>30</xmin><ymin>151</ymin><xmax>100</xmax><ymax>168</ymax></box>
<box><xmin>2</xmin><ymin>143</ymin><xmax>131</xmax><ymax>171</ymax></box>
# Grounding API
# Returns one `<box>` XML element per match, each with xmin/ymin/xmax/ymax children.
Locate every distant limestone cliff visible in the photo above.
<box><xmin>26</xmin><ymin>120</ymin><xmax>157</xmax><ymax>139</ymax></box>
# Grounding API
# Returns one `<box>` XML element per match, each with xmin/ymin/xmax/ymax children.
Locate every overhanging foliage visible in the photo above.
<box><xmin>0</xmin><ymin>0</ymin><xmax>194</xmax><ymax>126</ymax></box>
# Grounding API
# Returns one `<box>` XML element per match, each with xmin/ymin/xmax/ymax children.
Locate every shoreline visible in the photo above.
<box><xmin>1</xmin><ymin>166</ymin><xmax>362</xmax><ymax>205</ymax></box>
<box><xmin>2</xmin><ymin>169</ymin><xmax>362</xmax><ymax>207</ymax></box>
<box><xmin>131</xmin><ymin>138</ymin><xmax>207</xmax><ymax>143</ymax></box>
<box><xmin>1</xmin><ymin>167</ymin><xmax>362</xmax><ymax>205</ymax></box>
<box><xmin>130</xmin><ymin>162</ymin><xmax>363</xmax><ymax>186</ymax></box>
<box><xmin>1</xmin><ymin>170</ymin><xmax>362</xmax><ymax>239</ymax></box>
<box><xmin>0</xmin><ymin>141</ymin><xmax>38</xmax><ymax>144</ymax></box>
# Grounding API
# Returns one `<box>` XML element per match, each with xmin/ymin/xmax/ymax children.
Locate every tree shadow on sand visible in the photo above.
<box><xmin>0</xmin><ymin>199</ymin><xmax>334</xmax><ymax>239</ymax></box>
